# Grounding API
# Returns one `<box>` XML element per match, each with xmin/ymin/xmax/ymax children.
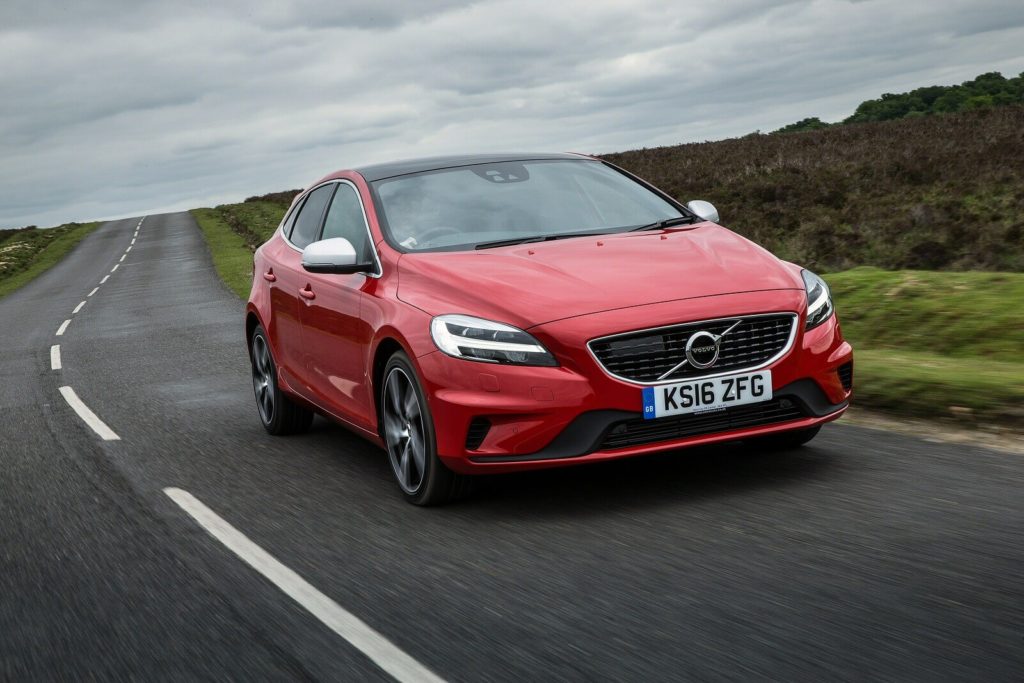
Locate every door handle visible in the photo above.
<box><xmin>299</xmin><ymin>285</ymin><xmax>316</xmax><ymax>300</ymax></box>
<box><xmin>263</xmin><ymin>269</ymin><xmax>277</xmax><ymax>282</ymax></box>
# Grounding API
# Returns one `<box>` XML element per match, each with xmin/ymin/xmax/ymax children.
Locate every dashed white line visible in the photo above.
<box><xmin>101</xmin><ymin>275</ymin><xmax>110</xmax><ymax>284</ymax></box>
<box><xmin>119</xmin><ymin>254</ymin><xmax>126</xmax><ymax>263</ymax></box>
<box><xmin>88</xmin><ymin>287</ymin><xmax>99</xmax><ymax>297</ymax></box>
<box><xmin>163</xmin><ymin>488</ymin><xmax>445</xmax><ymax>683</ymax></box>
<box><xmin>125</xmin><ymin>246</ymin><xmax>132</xmax><ymax>253</ymax></box>
<box><xmin>111</xmin><ymin>264</ymin><xmax>119</xmax><ymax>272</ymax></box>
<box><xmin>59</xmin><ymin>386</ymin><xmax>120</xmax><ymax>441</ymax></box>
<box><xmin>72</xmin><ymin>301</ymin><xmax>86</xmax><ymax>315</ymax></box>
<box><xmin>50</xmin><ymin>345</ymin><xmax>62</xmax><ymax>370</ymax></box>
<box><xmin>56</xmin><ymin>319</ymin><xmax>71</xmax><ymax>336</ymax></box>
<box><xmin>131</xmin><ymin>237</ymin><xmax>136</xmax><ymax>245</ymax></box>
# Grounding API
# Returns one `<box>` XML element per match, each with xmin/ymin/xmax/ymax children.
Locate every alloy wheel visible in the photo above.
<box><xmin>251</xmin><ymin>334</ymin><xmax>275</xmax><ymax>424</ymax></box>
<box><xmin>382</xmin><ymin>367</ymin><xmax>427</xmax><ymax>494</ymax></box>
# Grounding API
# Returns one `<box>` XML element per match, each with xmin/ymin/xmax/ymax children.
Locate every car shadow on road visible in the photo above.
<box><xmin>302</xmin><ymin>417</ymin><xmax>840</xmax><ymax>518</ymax></box>
<box><xmin>464</xmin><ymin>441</ymin><xmax>839</xmax><ymax>518</ymax></box>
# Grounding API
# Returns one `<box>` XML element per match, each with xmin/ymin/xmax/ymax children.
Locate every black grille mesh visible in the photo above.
<box><xmin>465</xmin><ymin>418</ymin><xmax>491</xmax><ymax>451</ymax></box>
<box><xmin>838</xmin><ymin>362</ymin><xmax>853</xmax><ymax>391</ymax></box>
<box><xmin>599</xmin><ymin>398</ymin><xmax>807</xmax><ymax>450</ymax></box>
<box><xmin>590</xmin><ymin>315</ymin><xmax>795</xmax><ymax>383</ymax></box>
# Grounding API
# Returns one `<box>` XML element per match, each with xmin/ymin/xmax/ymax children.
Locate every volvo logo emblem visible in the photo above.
<box><xmin>685</xmin><ymin>331</ymin><xmax>721</xmax><ymax>369</ymax></box>
<box><xmin>657</xmin><ymin>319</ymin><xmax>744</xmax><ymax>380</ymax></box>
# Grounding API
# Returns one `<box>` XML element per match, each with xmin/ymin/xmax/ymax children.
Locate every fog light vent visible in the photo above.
<box><xmin>465</xmin><ymin>418</ymin><xmax>491</xmax><ymax>451</ymax></box>
<box><xmin>838</xmin><ymin>362</ymin><xmax>853</xmax><ymax>391</ymax></box>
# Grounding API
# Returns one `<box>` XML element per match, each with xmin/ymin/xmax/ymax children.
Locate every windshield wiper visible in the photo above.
<box><xmin>474</xmin><ymin>231</ymin><xmax>606</xmax><ymax>250</ymax></box>
<box><xmin>629</xmin><ymin>215</ymin><xmax>698</xmax><ymax>231</ymax></box>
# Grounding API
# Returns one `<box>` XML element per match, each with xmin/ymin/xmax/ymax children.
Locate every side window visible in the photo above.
<box><xmin>289</xmin><ymin>184</ymin><xmax>335</xmax><ymax>249</ymax></box>
<box><xmin>321</xmin><ymin>184</ymin><xmax>372</xmax><ymax>264</ymax></box>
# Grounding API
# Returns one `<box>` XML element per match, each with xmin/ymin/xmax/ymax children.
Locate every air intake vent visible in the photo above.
<box><xmin>837</xmin><ymin>362</ymin><xmax>853</xmax><ymax>391</ymax></box>
<box><xmin>599</xmin><ymin>399</ymin><xmax>807</xmax><ymax>450</ymax></box>
<box><xmin>465</xmin><ymin>418</ymin><xmax>491</xmax><ymax>451</ymax></box>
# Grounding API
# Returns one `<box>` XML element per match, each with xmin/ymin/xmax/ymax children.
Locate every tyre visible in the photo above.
<box><xmin>250</xmin><ymin>325</ymin><xmax>313</xmax><ymax>435</ymax></box>
<box><xmin>752</xmin><ymin>425</ymin><xmax>821</xmax><ymax>450</ymax></box>
<box><xmin>380</xmin><ymin>351</ymin><xmax>468</xmax><ymax>506</ymax></box>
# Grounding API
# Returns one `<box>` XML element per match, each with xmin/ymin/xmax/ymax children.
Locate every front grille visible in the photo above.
<box><xmin>589</xmin><ymin>314</ymin><xmax>796</xmax><ymax>383</ymax></box>
<box><xmin>837</xmin><ymin>362</ymin><xmax>853</xmax><ymax>391</ymax></box>
<box><xmin>465</xmin><ymin>418</ymin><xmax>491</xmax><ymax>451</ymax></box>
<box><xmin>599</xmin><ymin>398</ymin><xmax>807</xmax><ymax>450</ymax></box>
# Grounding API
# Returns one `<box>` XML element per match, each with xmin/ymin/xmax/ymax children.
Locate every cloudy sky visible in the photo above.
<box><xmin>2</xmin><ymin>0</ymin><xmax>1023</xmax><ymax>229</ymax></box>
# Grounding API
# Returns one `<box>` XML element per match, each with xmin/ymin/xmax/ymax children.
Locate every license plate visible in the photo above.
<box><xmin>641</xmin><ymin>370</ymin><xmax>772</xmax><ymax>420</ymax></box>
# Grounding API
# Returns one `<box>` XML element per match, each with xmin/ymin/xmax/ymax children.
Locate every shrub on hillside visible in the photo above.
<box><xmin>244</xmin><ymin>190</ymin><xmax>302</xmax><ymax>206</ymax></box>
<box><xmin>603</xmin><ymin>105</ymin><xmax>1024</xmax><ymax>272</ymax></box>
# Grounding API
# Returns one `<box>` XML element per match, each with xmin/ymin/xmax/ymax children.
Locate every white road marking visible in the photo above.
<box><xmin>163</xmin><ymin>488</ymin><xmax>446</xmax><ymax>683</ymax></box>
<box><xmin>119</xmin><ymin>254</ymin><xmax>126</xmax><ymax>262</ymax></box>
<box><xmin>126</xmin><ymin>246</ymin><xmax>132</xmax><ymax>253</ymax></box>
<box><xmin>111</xmin><ymin>264</ymin><xmax>119</xmax><ymax>272</ymax></box>
<box><xmin>72</xmin><ymin>301</ymin><xmax>86</xmax><ymax>314</ymax></box>
<box><xmin>50</xmin><ymin>345</ymin><xmax>61</xmax><ymax>370</ymax></box>
<box><xmin>101</xmin><ymin>275</ymin><xmax>110</xmax><ymax>284</ymax></box>
<box><xmin>56</xmin><ymin>319</ymin><xmax>71</xmax><ymax>336</ymax></box>
<box><xmin>88</xmin><ymin>287</ymin><xmax>99</xmax><ymax>297</ymax></box>
<box><xmin>131</xmin><ymin>238</ymin><xmax>136</xmax><ymax>245</ymax></box>
<box><xmin>59</xmin><ymin>386</ymin><xmax>120</xmax><ymax>441</ymax></box>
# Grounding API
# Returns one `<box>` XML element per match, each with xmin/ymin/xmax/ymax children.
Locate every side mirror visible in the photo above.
<box><xmin>686</xmin><ymin>200</ymin><xmax>720</xmax><ymax>223</ymax></box>
<box><xmin>301</xmin><ymin>238</ymin><xmax>372</xmax><ymax>274</ymax></box>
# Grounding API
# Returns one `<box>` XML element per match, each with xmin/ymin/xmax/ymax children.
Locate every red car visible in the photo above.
<box><xmin>246</xmin><ymin>153</ymin><xmax>853</xmax><ymax>505</ymax></box>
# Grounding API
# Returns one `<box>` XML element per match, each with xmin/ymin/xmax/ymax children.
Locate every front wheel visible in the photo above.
<box><xmin>380</xmin><ymin>351</ymin><xmax>468</xmax><ymax>506</ymax></box>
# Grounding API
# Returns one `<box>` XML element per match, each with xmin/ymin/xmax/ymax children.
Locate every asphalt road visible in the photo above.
<box><xmin>1</xmin><ymin>212</ymin><xmax>1021</xmax><ymax>681</ymax></box>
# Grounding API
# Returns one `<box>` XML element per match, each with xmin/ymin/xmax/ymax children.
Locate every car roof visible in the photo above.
<box><xmin>354</xmin><ymin>152</ymin><xmax>590</xmax><ymax>182</ymax></box>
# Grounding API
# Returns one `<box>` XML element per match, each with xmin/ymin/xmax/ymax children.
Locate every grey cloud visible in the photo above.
<box><xmin>2</xmin><ymin>0</ymin><xmax>1024</xmax><ymax>229</ymax></box>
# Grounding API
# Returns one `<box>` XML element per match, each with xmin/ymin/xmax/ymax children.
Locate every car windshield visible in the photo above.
<box><xmin>371</xmin><ymin>159</ymin><xmax>685</xmax><ymax>251</ymax></box>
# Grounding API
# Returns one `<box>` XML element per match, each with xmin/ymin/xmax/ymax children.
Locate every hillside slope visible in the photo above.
<box><xmin>604</xmin><ymin>105</ymin><xmax>1024</xmax><ymax>272</ymax></box>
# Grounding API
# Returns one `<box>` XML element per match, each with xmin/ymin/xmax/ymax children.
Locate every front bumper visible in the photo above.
<box><xmin>416</xmin><ymin>291</ymin><xmax>852</xmax><ymax>474</ymax></box>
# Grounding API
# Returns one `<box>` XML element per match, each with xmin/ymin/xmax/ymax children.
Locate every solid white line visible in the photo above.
<box><xmin>59</xmin><ymin>386</ymin><xmax>120</xmax><ymax>441</ymax></box>
<box><xmin>56</xmin><ymin>319</ymin><xmax>71</xmax><ymax>336</ymax></box>
<box><xmin>72</xmin><ymin>301</ymin><xmax>86</xmax><ymax>314</ymax></box>
<box><xmin>163</xmin><ymin>488</ymin><xmax>445</xmax><ymax>683</ymax></box>
<box><xmin>101</xmin><ymin>275</ymin><xmax>110</xmax><ymax>284</ymax></box>
<box><xmin>111</xmin><ymin>264</ymin><xmax>119</xmax><ymax>272</ymax></box>
<box><xmin>88</xmin><ymin>287</ymin><xmax>99</xmax><ymax>297</ymax></box>
<box><xmin>119</xmin><ymin>253</ymin><xmax>126</xmax><ymax>262</ymax></box>
<box><xmin>50</xmin><ymin>345</ymin><xmax>61</xmax><ymax>370</ymax></box>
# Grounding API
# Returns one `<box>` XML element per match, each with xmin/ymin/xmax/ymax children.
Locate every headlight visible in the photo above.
<box><xmin>430</xmin><ymin>314</ymin><xmax>558</xmax><ymax>366</ymax></box>
<box><xmin>802</xmin><ymin>270</ymin><xmax>834</xmax><ymax>330</ymax></box>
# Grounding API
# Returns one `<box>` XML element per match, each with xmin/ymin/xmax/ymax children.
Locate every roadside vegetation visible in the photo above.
<box><xmin>603</xmin><ymin>104</ymin><xmax>1024</xmax><ymax>273</ymax></box>
<box><xmin>825</xmin><ymin>269</ymin><xmax>1023</xmax><ymax>427</ymax></box>
<box><xmin>190</xmin><ymin>192</ymin><xmax>299</xmax><ymax>298</ymax></box>
<box><xmin>191</xmin><ymin>96</ymin><xmax>1023</xmax><ymax>429</ymax></box>
<box><xmin>0</xmin><ymin>222</ymin><xmax>101</xmax><ymax>299</ymax></box>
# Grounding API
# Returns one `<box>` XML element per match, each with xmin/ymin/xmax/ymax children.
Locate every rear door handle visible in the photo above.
<box><xmin>263</xmin><ymin>269</ymin><xmax>277</xmax><ymax>282</ymax></box>
<box><xmin>299</xmin><ymin>285</ymin><xmax>316</xmax><ymax>300</ymax></box>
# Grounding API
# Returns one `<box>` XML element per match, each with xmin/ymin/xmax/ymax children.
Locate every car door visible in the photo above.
<box><xmin>273</xmin><ymin>183</ymin><xmax>335</xmax><ymax>398</ymax></box>
<box><xmin>298</xmin><ymin>180</ymin><xmax>379</xmax><ymax>427</ymax></box>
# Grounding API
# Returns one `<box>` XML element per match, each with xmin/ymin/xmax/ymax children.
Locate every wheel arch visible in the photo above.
<box><xmin>245</xmin><ymin>307</ymin><xmax>262</xmax><ymax>360</ymax></box>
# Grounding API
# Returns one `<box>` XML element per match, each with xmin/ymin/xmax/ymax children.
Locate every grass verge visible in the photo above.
<box><xmin>854</xmin><ymin>350</ymin><xmax>1024</xmax><ymax>427</ymax></box>
<box><xmin>190</xmin><ymin>208</ymin><xmax>256</xmax><ymax>299</ymax></box>
<box><xmin>0</xmin><ymin>222</ymin><xmax>102</xmax><ymax>299</ymax></box>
